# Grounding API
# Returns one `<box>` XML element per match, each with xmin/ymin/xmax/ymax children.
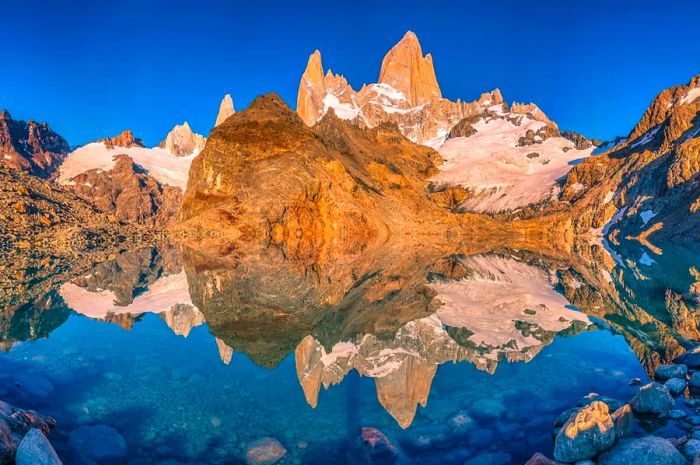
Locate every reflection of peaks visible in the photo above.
<box><xmin>216</xmin><ymin>338</ymin><xmax>234</xmax><ymax>365</ymax></box>
<box><xmin>158</xmin><ymin>304</ymin><xmax>205</xmax><ymax>337</ymax></box>
<box><xmin>294</xmin><ymin>255</ymin><xmax>590</xmax><ymax>428</ymax></box>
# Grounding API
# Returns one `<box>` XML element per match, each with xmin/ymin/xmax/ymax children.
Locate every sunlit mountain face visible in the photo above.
<box><xmin>1</xmin><ymin>236</ymin><xmax>697</xmax><ymax>463</ymax></box>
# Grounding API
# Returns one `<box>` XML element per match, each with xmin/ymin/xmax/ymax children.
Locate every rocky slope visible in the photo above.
<box><xmin>0</xmin><ymin>110</ymin><xmax>70</xmax><ymax>179</ymax></box>
<box><xmin>0</xmin><ymin>164</ymin><xmax>151</xmax><ymax>307</ymax></box>
<box><xmin>296</xmin><ymin>31</ymin><xmax>596</xmax><ymax>213</ymax></box>
<box><xmin>560</xmin><ymin>73</ymin><xmax>700</xmax><ymax>244</ymax></box>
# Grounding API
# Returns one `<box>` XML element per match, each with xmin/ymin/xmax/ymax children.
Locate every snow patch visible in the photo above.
<box><xmin>58</xmin><ymin>142</ymin><xmax>194</xmax><ymax>190</ymax></box>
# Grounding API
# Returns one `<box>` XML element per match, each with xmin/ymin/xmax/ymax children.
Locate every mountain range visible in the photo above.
<box><xmin>1</xmin><ymin>31</ymin><xmax>700</xmax><ymax>304</ymax></box>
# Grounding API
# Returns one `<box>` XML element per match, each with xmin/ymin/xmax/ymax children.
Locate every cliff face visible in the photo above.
<box><xmin>559</xmin><ymin>74</ymin><xmax>700</xmax><ymax>244</ymax></box>
<box><xmin>0</xmin><ymin>110</ymin><xmax>70</xmax><ymax>178</ymax></box>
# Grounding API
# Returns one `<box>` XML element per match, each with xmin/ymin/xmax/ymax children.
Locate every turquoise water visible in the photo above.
<box><xmin>1</xmin><ymin>240</ymin><xmax>698</xmax><ymax>464</ymax></box>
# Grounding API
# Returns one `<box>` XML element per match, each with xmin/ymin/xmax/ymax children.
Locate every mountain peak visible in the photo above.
<box><xmin>101</xmin><ymin>129</ymin><xmax>145</xmax><ymax>149</ymax></box>
<box><xmin>297</xmin><ymin>50</ymin><xmax>328</xmax><ymax>126</ymax></box>
<box><xmin>215</xmin><ymin>94</ymin><xmax>235</xmax><ymax>127</ymax></box>
<box><xmin>378</xmin><ymin>31</ymin><xmax>441</xmax><ymax>106</ymax></box>
<box><xmin>159</xmin><ymin>122</ymin><xmax>206</xmax><ymax>157</ymax></box>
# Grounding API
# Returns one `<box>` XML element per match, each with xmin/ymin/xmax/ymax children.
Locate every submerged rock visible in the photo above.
<box><xmin>463</xmin><ymin>451</ymin><xmax>512</xmax><ymax>465</ymax></box>
<box><xmin>15</xmin><ymin>429</ymin><xmax>62</xmax><ymax>465</ymax></box>
<box><xmin>68</xmin><ymin>425</ymin><xmax>127</xmax><ymax>461</ymax></box>
<box><xmin>403</xmin><ymin>424</ymin><xmax>453</xmax><ymax>451</ymax></box>
<box><xmin>684</xmin><ymin>438</ymin><xmax>700</xmax><ymax>459</ymax></box>
<box><xmin>524</xmin><ymin>452</ymin><xmax>556</xmax><ymax>464</ymax></box>
<box><xmin>355</xmin><ymin>428</ymin><xmax>399</xmax><ymax>464</ymax></box>
<box><xmin>597</xmin><ymin>436</ymin><xmax>687</xmax><ymax>465</ymax></box>
<box><xmin>553</xmin><ymin>401</ymin><xmax>615</xmax><ymax>462</ymax></box>
<box><xmin>630</xmin><ymin>382</ymin><xmax>674</xmax><ymax>415</ymax></box>
<box><xmin>244</xmin><ymin>437</ymin><xmax>287</xmax><ymax>465</ymax></box>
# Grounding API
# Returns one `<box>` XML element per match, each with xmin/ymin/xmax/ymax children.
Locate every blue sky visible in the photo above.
<box><xmin>2</xmin><ymin>0</ymin><xmax>699</xmax><ymax>146</ymax></box>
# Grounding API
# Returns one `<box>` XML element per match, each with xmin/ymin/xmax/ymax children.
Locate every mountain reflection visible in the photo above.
<box><xmin>2</xmin><ymin>238</ymin><xmax>699</xmax><ymax>428</ymax></box>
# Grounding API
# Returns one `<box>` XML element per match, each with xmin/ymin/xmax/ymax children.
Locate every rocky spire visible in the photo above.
<box><xmin>214</xmin><ymin>94</ymin><xmax>235</xmax><ymax>127</ymax></box>
<box><xmin>296</xmin><ymin>50</ymin><xmax>326</xmax><ymax>126</ymax></box>
<box><xmin>159</xmin><ymin>121</ymin><xmax>206</xmax><ymax>156</ymax></box>
<box><xmin>378</xmin><ymin>31</ymin><xmax>442</xmax><ymax>107</ymax></box>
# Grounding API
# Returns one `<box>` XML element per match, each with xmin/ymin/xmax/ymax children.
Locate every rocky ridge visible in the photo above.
<box><xmin>0</xmin><ymin>110</ymin><xmax>69</xmax><ymax>179</ymax></box>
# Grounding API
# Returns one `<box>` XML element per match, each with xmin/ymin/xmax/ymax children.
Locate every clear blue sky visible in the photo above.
<box><xmin>2</xmin><ymin>0</ymin><xmax>699</xmax><ymax>146</ymax></box>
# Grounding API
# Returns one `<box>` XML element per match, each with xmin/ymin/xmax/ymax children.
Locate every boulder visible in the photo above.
<box><xmin>244</xmin><ymin>437</ymin><xmax>287</xmax><ymax>465</ymax></box>
<box><xmin>597</xmin><ymin>436</ymin><xmax>687</xmax><ymax>465</ymax></box>
<box><xmin>630</xmin><ymin>383</ymin><xmax>674</xmax><ymax>415</ymax></box>
<box><xmin>469</xmin><ymin>398</ymin><xmax>506</xmax><ymax>422</ymax></box>
<box><xmin>611</xmin><ymin>404</ymin><xmax>633</xmax><ymax>439</ymax></box>
<box><xmin>68</xmin><ymin>425</ymin><xmax>127</xmax><ymax>461</ymax></box>
<box><xmin>675</xmin><ymin>348</ymin><xmax>700</xmax><ymax>369</ymax></box>
<box><xmin>15</xmin><ymin>429</ymin><xmax>62</xmax><ymax>465</ymax></box>
<box><xmin>553</xmin><ymin>401</ymin><xmax>616</xmax><ymax>463</ymax></box>
<box><xmin>578</xmin><ymin>393</ymin><xmax>625</xmax><ymax>412</ymax></box>
<box><xmin>666</xmin><ymin>378</ymin><xmax>688</xmax><ymax>396</ymax></box>
<box><xmin>684</xmin><ymin>439</ymin><xmax>700</xmax><ymax>460</ymax></box>
<box><xmin>690</xmin><ymin>372</ymin><xmax>700</xmax><ymax>389</ymax></box>
<box><xmin>656</xmin><ymin>364</ymin><xmax>688</xmax><ymax>380</ymax></box>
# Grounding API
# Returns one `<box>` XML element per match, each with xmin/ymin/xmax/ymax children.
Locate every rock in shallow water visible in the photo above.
<box><xmin>684</xmin><ymin>438</ymin><xmax>700</xmax><ymax>460</ymax></box>
<box><xmin>597</xmin><ymin>436</ymin><xmax>687</xmax><ymax>465</ymax></box>
<box><xmin>403</xmin><ymin>424</ymin><xmax>453</xmax><ymax>451</ymax></box>
<box><xmin>355</xmin><ymin>427</ymin><xmax>399</xmax><ymax>464</ymax></box>
<box><xmin>630</xmin><ymin>382</ymin><xmax>674</xmax><ymax>415</ymax></box>
<box><xmin>15</xmin><ymin>428</ymin><xmax>62</xmax><ymax>465</ymax></box>
<box><xmin>68</xmin><ymin>425</ymin><xmax>127</xmax><ymax>461</ymax></box>
<box><xmin>245</xmin><ymin>437</ymin><xmax>287</xmax><ymax>465</ymax></box>
<box><xmin>524</xmin><ymin>452</ymin><xmax>556</xmax><ymax>464</ymax></box>
<box><xmin>553</xmin><ymin>401</ymin><xmax>615</xmax><ymax>463</ymax></box>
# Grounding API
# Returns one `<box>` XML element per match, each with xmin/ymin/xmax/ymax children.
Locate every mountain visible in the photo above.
<box><xmin>295</xmin><ymin>31</ymin><xmax>596</xmax><ymax>213</ymax></box>
<box><xmin>215</xmin><ymin>93</ymin><xmax>235</xmax><ymax>127</ymax></box>
<box><xmin>59</xmin><ymin>129</ymin><xmax>195</xmax><ymax>190</ymax></box>
<box><xmin>0</xmin><ymin>109</ymin><xmax>70</xmax><ymax>178</ymax></box>
<box><xmin>158</xmin><ymin>122</ymin><xmax>206</xmax><ymax>157</ymax></box>
<box><xmin>64</xmin><ymin>154</ymin><xmax>182</xmax><ymax>226</ymax></box>
<box><xmin>560</xmin><ymin>73</ymin><xmax>700</xmax><ymax>244</ymax></box>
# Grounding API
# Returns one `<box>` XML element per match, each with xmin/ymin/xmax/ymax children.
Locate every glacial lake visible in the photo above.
<box><xmin>1</xmin><ymin>239</ymin><xmax>699</xmax><ymax>464</ymax></box>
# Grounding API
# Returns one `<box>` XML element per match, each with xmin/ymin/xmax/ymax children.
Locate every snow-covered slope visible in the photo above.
<box><xmin>58</xmin><ymin>142</ymin><xmax>195</xmax><ymax>190</ymax></box>
<box><xmin>431</xmin><ymin>106</ymin><xmax>595</xmax><ymax>212</ymax></box>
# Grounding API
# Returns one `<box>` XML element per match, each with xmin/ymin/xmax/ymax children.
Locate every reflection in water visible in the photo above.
<box><xmin>0</xmin><ymin>238</ymin><xmax>699</xmax><ymax>463</ymax></box>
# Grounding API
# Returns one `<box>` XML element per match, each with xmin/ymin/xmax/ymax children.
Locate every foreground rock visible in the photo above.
<box><xmin>630</xmin><ymin>382</ymin><xmax>674</xmax><ymax>415</ymax></box>
<box><xmin>15</xmin><ymin>428</ymin><xmax>62</xmax><ymax>465</ymax></box>
<box><xmin>0</xmin><ymin>401</ymin><xmax>59</xmax><ymax>464</ymax></box>
<box><xmin>597</xmin><ymin>436</ymin><xmax>687</xmax><ymax>465</ymax></box>
<box><xmin>553</xmin><ymin>401</ymin><xmax>615</xmax><ymax>462</ymax></box>
<box><xmin>244</xmin><ymin>437</ymin><xmax>287</xmax><ymax>465</ymax></box>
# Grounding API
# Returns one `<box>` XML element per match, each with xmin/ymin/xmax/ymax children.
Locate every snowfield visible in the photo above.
<box><xmin>58</xmin><ymin>142</ymin><xmax>196</xmax><ymax>190</ymax></box>
<box><xmin>431</xmin><ymin>115</ymin><xmax>594</xmax><ymax>213</ymax></box>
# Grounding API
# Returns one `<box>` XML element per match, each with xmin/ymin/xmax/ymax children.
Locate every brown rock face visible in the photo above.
<box><xmin>214</xmin><ymin>94</ymin><xmax>235</xmax><ymax>127</ymax></box>
<box><xmin>378</xmin><ymin>31</ymin><xmax>441</xmax><ymax>106</ymax></box>
<box><xmin>100</xmin><ymin>129</ymin><xmax>145</xmax><ymax>149</ymax></box>
<box><xmin>0</xmin><ymin>110</ymin><xmax>70</xmax><ymax>178</ymax></box>
<box><xmin>65</xmin><ymin>154</ymin><xmax>182</xmax><ymax>226</ymax></box>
